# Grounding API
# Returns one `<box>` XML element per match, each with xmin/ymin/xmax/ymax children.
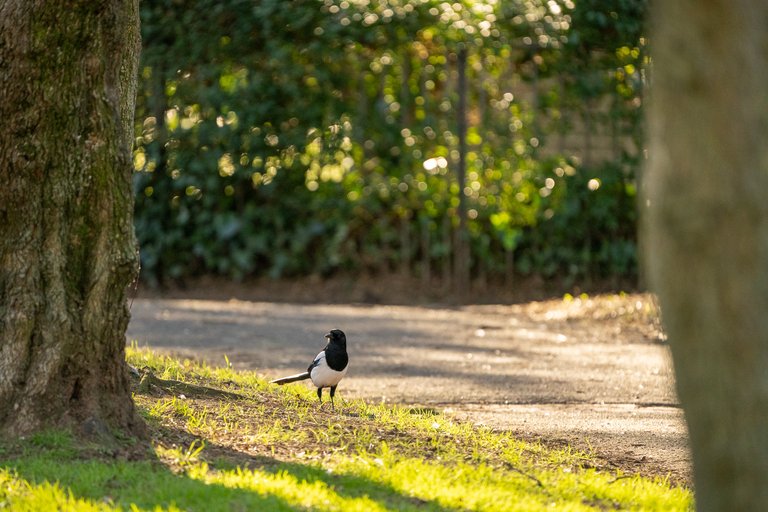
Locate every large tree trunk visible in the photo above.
<box><xmin>645</xmin><ymin>2</ymin><xmax>768</xmax><ymax>509</ymax></box>
<box><xmin>0</xmin><ymin>1</ymin><xmax>143</xmax><ymax>439</ymax></box>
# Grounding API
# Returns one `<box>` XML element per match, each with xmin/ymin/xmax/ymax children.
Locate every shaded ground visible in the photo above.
<box><xmin>127</xmin><ymin>288</ymin><xmax>691</xmax><ymax>486</ymax></box>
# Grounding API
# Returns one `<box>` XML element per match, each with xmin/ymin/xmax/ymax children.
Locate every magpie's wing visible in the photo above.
<box><xmin>307</xmin><ymin>350</ymin><xmax>326</xmax><ymax>373</ymax></box>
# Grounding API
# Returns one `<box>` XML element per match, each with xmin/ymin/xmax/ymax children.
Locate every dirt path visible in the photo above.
<box><xmin>126</xmin><ymin>294</ymin><xmax>691</xmax><ymax>485</ymax></box>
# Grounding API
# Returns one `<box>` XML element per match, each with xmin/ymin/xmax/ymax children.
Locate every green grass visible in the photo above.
<box><xmin>0</xmin><ymin>346</ymin><xmax>693</xmax><ymax>511</ymax></box>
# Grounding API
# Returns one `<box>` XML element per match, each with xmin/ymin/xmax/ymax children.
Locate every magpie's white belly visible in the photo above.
<box><xmin>310</xmin><ymin>360</ymin><xmax>347</xmax><ymax>388</ymax></box>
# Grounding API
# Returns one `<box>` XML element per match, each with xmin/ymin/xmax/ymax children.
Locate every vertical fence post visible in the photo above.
<box><xmin>583</xmin><ymin>98</ymin><xmax>593</xmax><ymax>168</ymax></box>
<box><xmin>454</xmin><ymin>45</ymin><xmax>470</xmax><ymax>295</ymax></box>
<box><xmin>401</xmin><ymin>56</ymin><xmax>413</xmax><ymax>128</ymax></box>
<box><xmin>505</xmin><ymin>248</ymin><xmax>515</xmax><ymax>287</ymax></box>
<box><xmin>420</xmin><ymin>217</ymin><xmax>431</xmax><ymax>288</ymax></box>
<box><xmin>442</xmin><ymin>215</ymin><xmax>452</xmax><ymax>290</ymax></box>
<box><xmin>400</xmin><ymin>215</ymin><xmax>411</xmax><ymax>279</ymax></box>
<box><xmin>378</xmin><ymin>218</ymin><xmax>390</xmax><ymax>275</ymax></box>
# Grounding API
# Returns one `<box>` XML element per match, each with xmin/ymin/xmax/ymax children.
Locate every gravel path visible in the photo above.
<box><xmin>126</xmin><ymin>295</ymin><xmax>691</xmax><ymax>485</ymax></box>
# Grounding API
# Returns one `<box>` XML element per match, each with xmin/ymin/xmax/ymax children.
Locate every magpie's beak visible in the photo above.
<box><xmin>325</xmin><ymin>333</ymin><xmax>331</xmax><ymax>339</ymax></box>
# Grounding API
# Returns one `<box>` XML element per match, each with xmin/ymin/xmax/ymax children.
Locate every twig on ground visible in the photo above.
<box><xmin>504</xmin><ymin>461</ymin><xmax>545</xmax><ymax>488</ymax></box>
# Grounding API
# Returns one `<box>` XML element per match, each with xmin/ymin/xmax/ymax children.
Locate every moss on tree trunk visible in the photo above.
<box><xmin>0</xmin><ymin>0</ymin><xmax>143</xmax><ymax>439</ymax></box>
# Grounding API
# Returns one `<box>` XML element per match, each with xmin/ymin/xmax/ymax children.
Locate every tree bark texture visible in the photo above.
<box><xmin>0</xmin><ymin>1</ymin><xmax>142</xmax><ymax>438</ymax></box>
<box><xmin>645</xmin><ymin>2</ymin><xmax>768</xmax><ymax>509</ymax></box>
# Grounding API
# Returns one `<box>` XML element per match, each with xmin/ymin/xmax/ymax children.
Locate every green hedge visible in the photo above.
<box><xmin>133</xmin><ymin>0</ymin><xmax>646</xmax><ymax>285</ymax></box>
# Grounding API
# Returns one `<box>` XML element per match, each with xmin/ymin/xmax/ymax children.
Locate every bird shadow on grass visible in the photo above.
<box><xmin>1</xmin><ymin>425</ymin><xmax>463</xmax><ymax>512</ymax></box>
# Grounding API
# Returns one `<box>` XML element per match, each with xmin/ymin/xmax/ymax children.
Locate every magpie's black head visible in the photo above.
<box><xmin>325</xmin><ymin>329</ymin><xmax>346</xmax><ymax>347</ymax></box>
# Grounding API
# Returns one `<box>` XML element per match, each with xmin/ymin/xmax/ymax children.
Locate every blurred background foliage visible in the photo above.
<box><xmin>133</xmin><ymin>0</ymin><xmax>647</xmax><ymax>289</ymax></box>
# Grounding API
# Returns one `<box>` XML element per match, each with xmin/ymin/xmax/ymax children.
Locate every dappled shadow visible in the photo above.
<box><xmin>4</xmin><ymin>423</ymin><xmax>463</xmax><ymax>512</ymax></box>
<box><xmin>5</xmin><ymin>442</ymin><xmax>460</xmax><ymax>511</ymax></box>
<box><xmin>4</xmin><ymin>450</ymin><xmax>292</xmax><ymax>511</ymax></box>
<box><xmin>160</xmin><ymin>423</ymin><xmax>464</xmax><ymax>512</ymax></box>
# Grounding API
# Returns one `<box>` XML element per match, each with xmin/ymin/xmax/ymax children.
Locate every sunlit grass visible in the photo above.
<box><xmin>0</xmin><ymin>346</ymin><xmax>692</xmax><ymax>511</ymax></box>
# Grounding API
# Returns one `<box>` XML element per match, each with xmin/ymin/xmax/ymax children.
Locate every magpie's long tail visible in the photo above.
<box><xmin>270</xmin><ymin>372</ymin><xmax>311</xmax><ymax>385</ymax></box>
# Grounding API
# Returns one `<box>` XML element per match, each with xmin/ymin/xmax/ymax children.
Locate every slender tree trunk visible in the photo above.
<box><xmin>644</xmin><ymin>2</ymin><xmax>768</xmax><ymax>509</ymax></box>
<box><xmin>0</xmin><ymin>1</ymin><xmax>143</xmax><ymax>439</ymax></box>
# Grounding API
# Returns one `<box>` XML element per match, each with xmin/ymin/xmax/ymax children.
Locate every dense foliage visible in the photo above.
<box><xmin>134</xmin><ymin>0</ymin><xmax>647</xmax><ymax>286</ymax></box>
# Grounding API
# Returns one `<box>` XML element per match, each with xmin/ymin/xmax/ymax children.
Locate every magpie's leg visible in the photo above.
<box><xmin>330</xmin><ymin>385</ymin><xmax>337</xmax><ymax>410</ymax></box>
<box><xmin>316</xmin><ymin>387</ymin><xmax>323</xmax><ymax>405</ymax></box>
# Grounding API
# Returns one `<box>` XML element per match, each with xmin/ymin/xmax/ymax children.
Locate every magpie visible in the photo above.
<box><xmin>270</xmin><ymin>329</ymin><xmax>349</xmax><ymax>408</ymax></box>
